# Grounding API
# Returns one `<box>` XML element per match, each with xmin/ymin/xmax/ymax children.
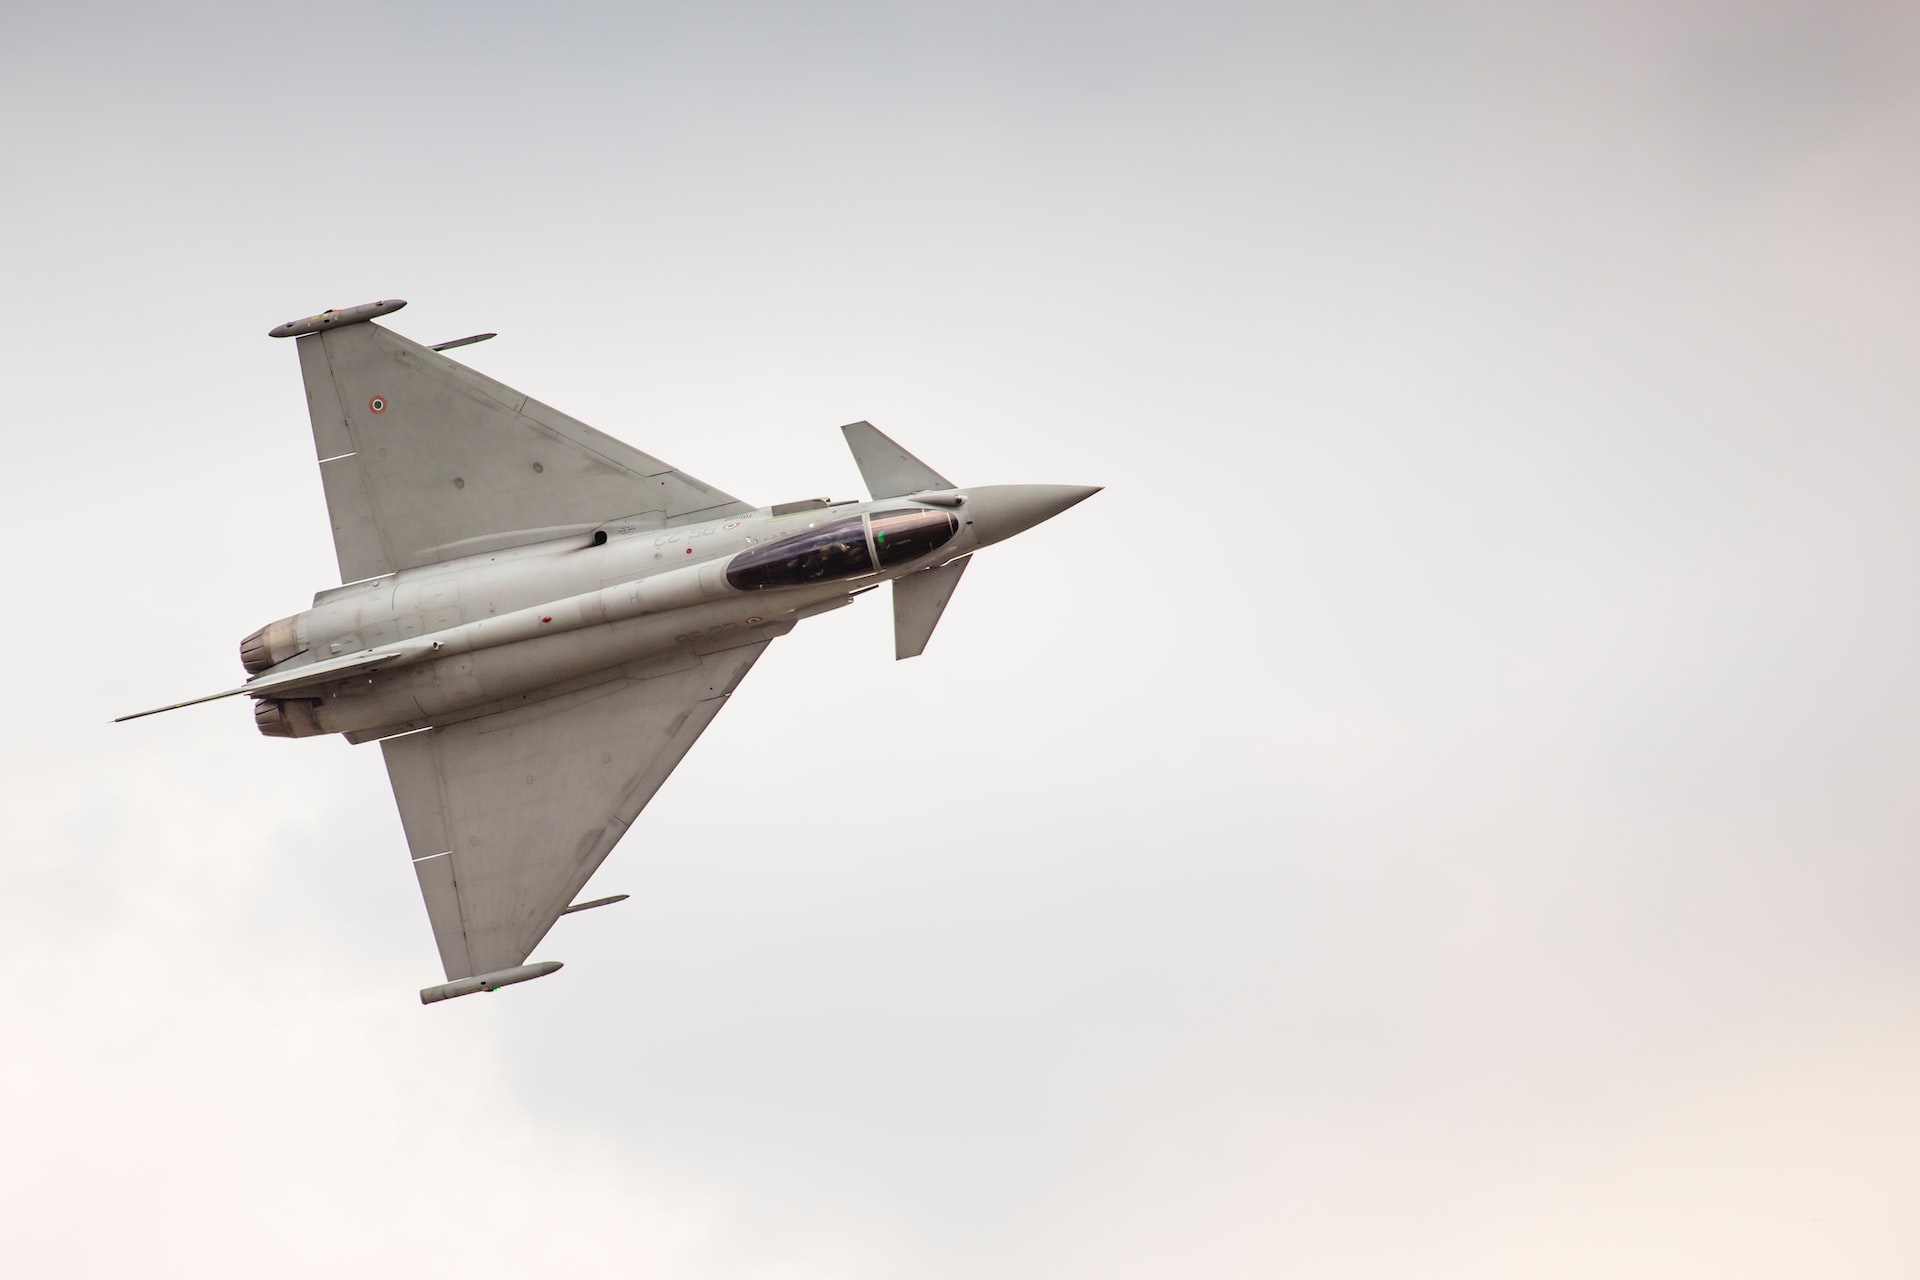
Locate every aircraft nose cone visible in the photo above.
<box><xmin>964</xmin><ymin>484</ymin><xmax>1102</xmax><ymax>547</ymax></box>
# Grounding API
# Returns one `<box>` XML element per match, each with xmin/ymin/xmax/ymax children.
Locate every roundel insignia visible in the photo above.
<box><xmin>745</xmin><ymin>616</ymin><xmax>763</xmax><ymax>625</ymax></box>
<box><xmin>368</xmin><ymin>396</ymin><xmax>388</xmax><ymax>414</ymax></box>
<box><xmin>723</xmin><ymin>520</ymin><xmax>742</xmax><ymax>530</ymax></box>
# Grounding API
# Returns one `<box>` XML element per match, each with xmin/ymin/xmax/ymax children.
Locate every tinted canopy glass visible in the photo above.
<box><xmin>870</xmin><ymin>508</ymin><xmax>960</xmax><ymax>568</ymax></box>
<box><xmin>726</xmin><ymin>515</ymin><xmax>875</xmax><ymax>590</ymax></box>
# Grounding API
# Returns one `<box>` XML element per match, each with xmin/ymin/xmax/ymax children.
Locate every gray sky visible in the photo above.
<box><xmin>3</xmin><ymin>2</ymin><xmax>1917</xmax><ymax>1275</ymax></box>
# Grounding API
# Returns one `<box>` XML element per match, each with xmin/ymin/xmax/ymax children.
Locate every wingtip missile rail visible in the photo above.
<box><xmin>269</xmin><ymin>299</ymin><xmax>406</xmax><ymax>339</ymax></box>
<box><xmin>420</xmin><ymin>961</ymin><xmax>564</xmax><ymax>1005</ymax></box>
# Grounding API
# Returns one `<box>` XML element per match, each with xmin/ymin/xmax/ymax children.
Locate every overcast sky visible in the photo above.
<box><xmin>3</xmin><ymin>2</ymin><xmax>1917</xmax><ymax>1275</ymax></box>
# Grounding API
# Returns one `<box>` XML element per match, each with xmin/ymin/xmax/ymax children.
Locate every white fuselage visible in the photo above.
<box><xmin>252</xmin><ymin>497</ymin><xmax>973</xmax><ymax>740</ymax></box>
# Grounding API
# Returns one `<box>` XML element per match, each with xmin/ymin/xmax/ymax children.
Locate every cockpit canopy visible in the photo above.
<box><xmin>870</xmin><ymin>507</ymin><xmax>961</xmax><ymax>567</ymax></box>
<box><xmin>726</xmin><ymin>507</ymin><xmax>960</xmax><ymax>591</ymax></box>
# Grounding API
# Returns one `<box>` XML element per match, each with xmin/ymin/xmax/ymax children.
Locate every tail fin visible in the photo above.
<box><xmin>841</xmin><ymin>421</ymin><xmax>952</xmax><ymax>498</ymax></box>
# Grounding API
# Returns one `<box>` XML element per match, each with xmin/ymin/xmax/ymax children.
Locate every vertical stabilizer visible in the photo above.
<box><xmin>841</xmin><ymin>421</ymin><xmax>952</xmax><ymax>498</ymax></box>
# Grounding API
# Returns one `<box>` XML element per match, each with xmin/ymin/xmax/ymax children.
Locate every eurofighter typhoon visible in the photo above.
<box><xmin>120</xmin><ymin>299</ymin><xmax>1098</xmax><ymax>1004</ymax></box>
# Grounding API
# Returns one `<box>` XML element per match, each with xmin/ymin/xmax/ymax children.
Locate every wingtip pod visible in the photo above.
<box><xmin>269</xmin><ymin>299</ymin><xmax>406</xmax><ymax>339</ymax></box>
<box><xmin>419</xmin><ymin>960</ymin><xmax>563</xmax><ymax>1005</ymax></box>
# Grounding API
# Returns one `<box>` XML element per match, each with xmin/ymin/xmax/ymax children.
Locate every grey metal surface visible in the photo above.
<box><xmin>418</xmin><ymin>961</ymin><xmax>563</xmax><ymax>1005</ymax></box>
<box><xmin>962</xmin><ymin>484</ymin><xmax>1102</xmax><ymax>547</ymax></box>
<box><xmin>293</xmin><ymin>313</ymin><xmax>752</xmax><ymax>582</ymax></box>
<box><xmin>893</xmin><ymin>555</ymin><xmax>970</xmax><ymax>659</ymax></box>
<box><xmin>267</xmin><ymin>298</ymin><xmax>407</xmax><ymax>338</ymax></box>
<box><xmin>380</xmin><ymin>640</ymin><xmax>773</xmax><ymax>981</ymax></box>
<box><xmin>840</xmin><ymin>420</ymin><xmax>952</xmax><ymax>498</ymax></box>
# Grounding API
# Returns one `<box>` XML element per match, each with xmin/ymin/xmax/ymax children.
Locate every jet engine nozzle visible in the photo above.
<box><xmin>239</xmin><ymin>614</ymin><xmax>309</xmax><ymax>674</ymax></box>
<box><xmin>254</xmin><ymin>698</ymin><xmax>323</xmax><ymax>738</ymax></box>
<box><xmin>964</xmin><ymin>484</ymin><xmax>1102</xmax><ymax>549</ymax></box>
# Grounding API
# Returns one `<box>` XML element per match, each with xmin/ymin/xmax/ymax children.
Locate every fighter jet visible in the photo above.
<box><xmin>119</xmin><ymin>299</ymin><xmax>1098</xmax><ymax>1004</ymax></box>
